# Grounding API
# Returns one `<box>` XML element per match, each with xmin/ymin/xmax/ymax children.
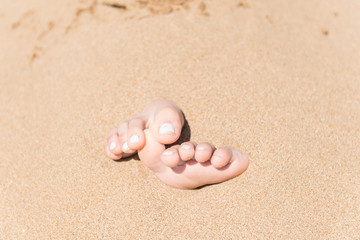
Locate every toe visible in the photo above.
<box><xmin>178</xmin><ymin>142</ymin><xmax>196</xmax><ymax>161</ymax></box>
<box><xmin>105</xmin><ymin>129</ymin><xmax>123</xmax><ymax>160</ymax></box>
<box><xmin>105</xmin><ymin>146</ymin><xmax>122</xmax><ymax>160</ymax></box>
<box><xmin>127</xmin><ymin>118</ymin><xmax>146</xmax><ymax>150</ymax></box>
<box><xmin>195</xmin><ymin>142</ymin><xmax>215</xmax><ymax>163</ymax></box>
<box><xmin>117</xmin><ymin>121</ymin><xmax>129</xmax><ymax>140</ymax></box>
<box><xmin>117</xmin><ymin>121</ymin><xmax>136</xmax><ymax>154</ymax></box>
<box><xmin>151</xmin><ymin>106</ymin><xmax>184</xmax><ymax>145</ymax></box>
<box><xmin>211</xmin><ymin>147</ymin><xmax>232</xmax><ymax>169</ymax></box>
<box><xmin>160</xmin><ymin>146</ymin><xmax>182</xmax><ymax>168</ymax></box>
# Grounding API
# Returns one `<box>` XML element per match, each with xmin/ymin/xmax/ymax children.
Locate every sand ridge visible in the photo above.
<box><xmin>5</xmin><ymin>0</ymin><xmax>211</xmax><ymax>65</ymax></box>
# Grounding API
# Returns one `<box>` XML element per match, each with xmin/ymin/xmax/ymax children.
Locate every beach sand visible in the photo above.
<box><xmin>0</xmin><ymin>0</ymin><xmax>359</xmax><ymax>238</ymax></box>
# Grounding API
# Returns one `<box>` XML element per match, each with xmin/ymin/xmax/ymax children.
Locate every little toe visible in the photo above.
<box><xmin>195</xmin><ymin>142</ymin><xmax>215</xmax><ymax>163</ymax></box>
<box><xmin>179</xmin><ymin>142</ymin><xmax>196</xmax><ymax>161</ymax></box>
<box><xmin>160</xmin><ymin>146</ymin><xmax>182</xmax><ymax>168</ymax></box>
<box><xmin>105</xmin><ymin>146</ymin><xmax>122</xmax><ymax>160</ymax></box>
<box><xmin>151</xmin><ymin>106</ymin><xmax>184</xmax><ymax>145</ymax></box>
<box><xmin>127</xmin><ymin>118</ymin><xmax>146</xmax><ymax>150</ymax></box>
<box><xmin>211</xmin><ymin>147</ymin><xmax>233</xmax><ymax>169</ymax></box>
<box><xmin>106</xmin><ymin>132</ymin><xmax>123</xmax><ymax>159</ymax></box>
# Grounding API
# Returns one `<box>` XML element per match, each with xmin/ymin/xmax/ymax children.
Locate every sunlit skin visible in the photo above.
<box><xmin>105</xmin><ymin>100</ymin><xmax>249</xmax><ymax>189</ymax></box>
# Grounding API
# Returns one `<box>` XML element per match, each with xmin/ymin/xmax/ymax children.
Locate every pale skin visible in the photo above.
<box><xmin>105</xmin><ymin>100</ymin><xmax>249</xmax><ymax>189</ymax></box>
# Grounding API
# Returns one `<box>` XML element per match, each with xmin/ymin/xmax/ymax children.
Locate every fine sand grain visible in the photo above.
<box><xmin>1</xmin><ymin>0</ymin><xmax>359</xmax><ymax>239</ymax></box>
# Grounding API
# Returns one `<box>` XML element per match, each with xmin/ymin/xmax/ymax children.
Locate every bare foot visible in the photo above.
<box><xmin>105</xmin><ymin>100</ymin><xmax>185</xmax><ymax>160</ymax></box>
<box><xmin>105</xmin><ymin>100</ymin><xmax>249</xmax><ymax>189</ymax></box>
<box><xmin>138</xmin><ymin>129</ymin><xmax>249</xmax><ymax>189</ymax></box>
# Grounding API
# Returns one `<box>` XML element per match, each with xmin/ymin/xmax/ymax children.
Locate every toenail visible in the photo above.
<box><xmin>181</xmin><ymin>145</ymin><xmax>191</xmax><ymax>150</ymax></box>
<box><xmin>109</xmin><ymin>141</ymin><xmax>116</xmax><ymax>150</ymax></box>
<box><xmin>130</xmin><ymin>135</ymin><xmax>139</xmax><ymax>144</ymax></box>
<box><xmin>213</xmin><ymin>152</ymin><xmax>224</xmax><ymax>158</ymax></box>
<box><xmin>122</xmin><ymin>142</ymin><xmax>130</xmax><ymax>152</ymax></box>
<box><xmin>162</xmin><ymin>150</ymin><xmax>174</xmax><ymax>155</ymax></box>
<box><xmin>159</xmin><ymin>123</ymin><xmax>175</xmax><ymax>135</ymax></box>
<box><xmin>197</xmin><ymin>146</ymin><xmax>207</xmax><ymax>150</ymax></box>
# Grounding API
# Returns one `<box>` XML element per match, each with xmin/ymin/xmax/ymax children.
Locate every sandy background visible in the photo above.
<box><xmin>1</xmin><ymin>0</ymin><xmax>359</xmax><ymax>239</ymax></box>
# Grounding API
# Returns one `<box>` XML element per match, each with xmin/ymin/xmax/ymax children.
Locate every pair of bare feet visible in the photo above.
<box><xmin>105</xmin><ymin>100</ymin><xmax>249</xmax><ymax>189</ymax></box>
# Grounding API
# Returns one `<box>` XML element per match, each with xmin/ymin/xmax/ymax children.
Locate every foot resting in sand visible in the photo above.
<box><xmin>105</xmin><ymin>100</ymin><xmax>249</xmax><ymax>189</ymax></box>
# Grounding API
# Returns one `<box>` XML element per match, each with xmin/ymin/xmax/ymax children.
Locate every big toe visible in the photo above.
<box><xmin>151</xmin><ymin>106</ymin><xmax>184</xmax><ymax>145</ymax></box>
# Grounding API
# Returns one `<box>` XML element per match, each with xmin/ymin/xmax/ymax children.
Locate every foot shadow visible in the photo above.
<box><xmin>166</xmin><ymin>116</ymin><xmax>191</xmax><ymax>148</ymax></box>
<box><xmin>113</xmin><ymin>154</ymin><xmax>140</xmax><ymax>162</ymax></box>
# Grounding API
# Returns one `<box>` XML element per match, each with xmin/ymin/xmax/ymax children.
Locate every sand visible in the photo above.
<box><xmin>0</xmin><ymin>0</ymin><xmax>359</xmax><ymax>239</ymax></box>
